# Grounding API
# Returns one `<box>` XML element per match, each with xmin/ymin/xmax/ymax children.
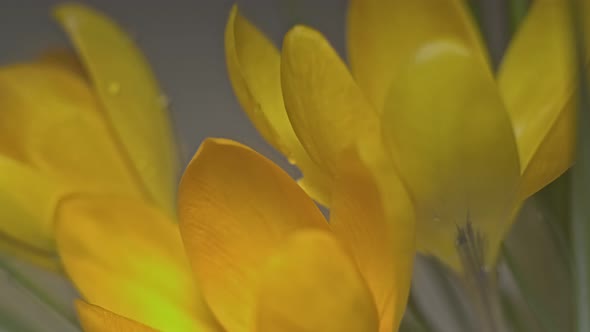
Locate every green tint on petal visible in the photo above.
<box><xmin>54</xmin><ymin>4</ymin><xmax>179</xmax><ymax>215</ymax></box>
<box><xmin>56</xmin><ymin>196</ymin><xmax>218</xmax><ymax>332</ymax></box>
<box><xmin>0</xmin><ymin>155</ymin><xmax>62</xmax><ymax>269</ymax></box>
<box><xmin>382</xmin><ymin>40</ymin><xmax>521</xmax><ymax>269</ymax></box>
<box><xmin>76</xmin><ymin>301</ymin><xmax>157</xmax><ymax>332</ymax></box>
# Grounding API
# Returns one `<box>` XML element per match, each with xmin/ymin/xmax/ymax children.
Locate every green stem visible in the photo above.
<box><xmin>508</xmin><ymin>0</ymin><xmax>529</xmax><ymax>35</ymax></box>
<box><xmin>569</xmin><ymin>1</ymin><xmax>590</xmax><ymax>331</ymax></box>
<box><xmin>427</xmin><ymin>257</ymin><xmax>473</xmax><ymax>331</ymax></box>
<box><xmin>501</xmin><ymin>246</ymin><xmax>556</xmax><ymax>332</ymax></box>
<box><xmin>406</xmin><ymin>290</ymin><xmax>437</xmax><ymax>332</ymax></box>
<box><xmin>0</xmin><ymin>258</ymin><xmax>79</xmax><ymax>329</ymax></box>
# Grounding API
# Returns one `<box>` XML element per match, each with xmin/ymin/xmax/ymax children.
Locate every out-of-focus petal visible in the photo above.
<box><xmin>0</xmin><ymin>64</ymin><xmax>143</xmax><ymax>199</ymax></box>
<box><xmin>330</xmin><ymin>149</ymin><xmax>415</xmax><ymax>331</ymax></box>
<box><xmin>281</xmin><ymin>25</ymin><xmax>378</xmax><ymax>175</ymax></box>
<box><xmin>382</xmin><ymin>41</ymin><xmax>521</xmax><ymax>269</ymax></box>
<box><xmin>255</xmin><ymin>230</ymin><xmax>379</xmax><ymax>332</ymax></box>
<box><xmin>76</xmin><ymin>301</ymin><xmax>157</xmax><ymax>332</ymax></box>
<box><xmin>37</xmin><ymin>49</ymin><xmax>87</xmax><ymax>79</ymax></box>
<box><xmin>225</xmin><ymin>6</ymin><xmax>331</xmax><ymax>204</ymax></box>
<box><xmin>0</xmin><ymin>155</ymin><xmax>63</xmax><ymax>270</ymax></box>
<box><xmin>56</xmin><ymin>196</ymin><xmax>219</xmax><ymax>332</ymax></box>
<box><xmin>178</xmin><ymin>138</ymin><xmax>328</xmax><ymax>332</ymax></box>
<box><xmin>347</xmin><ymin>0</ymin><xmax>487</xmax><ymax>111</ymax></box>
<box><xmin>498</xmin><ymin>0</ymin><xmax>576</xmax><ymax>199</ymax></box>
<box><xmin>54</xmin><ymin>4</ymin><xmax>179</xmax><ymax>215</ymax></box>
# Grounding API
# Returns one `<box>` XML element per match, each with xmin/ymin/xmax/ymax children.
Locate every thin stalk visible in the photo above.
<box><xmin>0</xmin><ymin>309</ymin><xmax>36</xmax><ymax>332</ymax></box>
<box><xmin>0</xmin><ymin>258</ymin><xmax>79</xmax><ymax>329</ymax></box>
<box><xmin>508</xmin><ymin>0</ymin><xmax>529</xmax><ymax>35</ymax></box>
<box><xmin>501</xmin><ymin>246</ymin><xmax>556</xmax><ymax>332</ymax></box>
<box><xmin>406</xmin><ymin>290</ymin><xmax>437</xmax><ymax>332</ymax></box>
<box><xmin>569</xmin><ymin>1</ymin><xmax>590</xmax><ymax>331</ymax></box>
<box><xmin>427</xmin><ymin>257</ymin><xmax>474</xmax><ymax>331</ymax></box>
<box><xmin>456</xmin><ymin>222</ymin><xmax>506</xmax><ymax>332</ymax></box>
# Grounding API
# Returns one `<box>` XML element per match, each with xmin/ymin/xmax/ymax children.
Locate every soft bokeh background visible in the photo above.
<box><xmin>0</xmin><ymin>1</ymin><xmax>347</xmax><ymax>331</ymax></box>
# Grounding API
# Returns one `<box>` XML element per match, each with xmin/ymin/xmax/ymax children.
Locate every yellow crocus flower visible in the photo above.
<box><xmin>0</xmin><ymin>3</ymin><xmax>178</xmax><ymax>270</ymax></box>
<box><xmin>226</xmin><ymin>1</ymin><xmax>577</xmax><ymax>269</ymax></box>
<box><xmin>57</xmin><ymin>138</ymin><xmax>415</xmax><ymax>332</ymax></box>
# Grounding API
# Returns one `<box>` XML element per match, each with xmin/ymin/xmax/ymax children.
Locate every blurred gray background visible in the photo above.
<box><xmin>0</xmin><ymin>0</ymin><xmax>347</xmax><ymax>171</ymax></box>
<box><xmin>0</xmin><ymin>0</ymin><xmax>347</xmax><ymax>331</ymax></box>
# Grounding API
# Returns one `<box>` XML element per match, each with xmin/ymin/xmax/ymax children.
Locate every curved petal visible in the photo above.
<box><xmin>225</xmin><ymin>6</ymin><xmax>331</xmax><ymax>204</ymax></box>
<box><xmin>330</xmin><ymin>150</ymin><xmax>415</xmax><ymax>331</ymax></box>
<box><xmin>347</xmin><ymin>0</ymin><xmax>488</xmax><ymax>111</ymax></box>
<box><xmin>76</xmin><ymin>301</ymin><xmax>157</xmax><ymax>332</ymax></box>
<box><xmin>56</xmin><ymin>196</ymin><xmax>219</xmax><ymax>332</ymax></box>
<box><xmin>0</xmin><ymin>155</ymin><xmax>63</xmax><ymax>270</ymax></box>
<box><xmin>383</xmin><ymin>41</ymin><xmax>521</xmax><ymax>269</ymax></box>
<box><xmin>255</xmin><ymin>230</ymin><xmax>379</xmax><ymax>332</ymax></box>
<box><xmin>0</xmin><ymin>64</ymin><xmax>143</xmax><ymax>199</ymax></box>
<box><xmin>54</xmin><ymin>4</ymin><xmax>179</xmax><ymax>215</ymax></box>
<box><xmin>498</xmin><ymin>0</ymin><xmax>576</xmax><ymax>199</ymax></box>
<box><xmin>178</xmin><ymin>138</ymin><xmax>328</xmax><ymax>331</ymax></box>
<box><xmin>281</xmin><ymin>25</ymin><xmax>378</xmax><ymax>175</ymax></box>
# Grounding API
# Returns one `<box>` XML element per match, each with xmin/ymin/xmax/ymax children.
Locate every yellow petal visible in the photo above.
<box><xmin>281</xmin><ymin>25</ymin><xmax>378</xmax><ymax>175</ymax></box>
<box><xmin>56</xmin><ymin>196</ymin><xmax>219</xmax><ymax>332</ymax></box>
<box><xmin>498</xmin><ymin>1</ymin><xmax>576</xmax><ymax>199</ymax></box>
<box><xmin>330</xmin><ymin>151</ymin><xmax>415</xmax><ymax>331</ymax></box>
<box><xmin>347</xmin><ymin>0</ymin><xmax>488</xmax><ymax>111</ymax></box>
<box><xmin>178</xmin><ymin>138</ymin><xmax>329</xmax><ymax>331</ymax></box>
<box><xmin>382</xmin><ymin>41</ymin><xmax>521</xmax><ymax>269</ymax></box>
<box><xmin>225</xmin><ymin>6</ymin><xmax>331</xmax><ymax>204</ymax></box>
<box><xmin>0</xmin><ymin>64</ymin><xmax>143</xmax><ymax>199</ymax></box>
<box><xmin>0</xmin><ymin>155</ymin><xmax>63</xmax><ymax>270</ymax></box>
<box><xmin>255</xmin><ymin>230</ymin><xmax>379</xmax><ymax>332</ymax></box>
<box><xmin>54</xmin><ymin>4</ymin><xmax>179</xmax><ymax>215</ymax></box>
<box><xmin>76</xmin><ymin>301</ymin><xmax>157</xmax><ymax>332</ymax></box>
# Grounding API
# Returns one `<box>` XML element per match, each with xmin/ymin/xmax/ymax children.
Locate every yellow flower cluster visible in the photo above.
<box><xmin>0</xmin><ymin>1</ymin><xmax>578</xmax><ymax>331</ymax></box>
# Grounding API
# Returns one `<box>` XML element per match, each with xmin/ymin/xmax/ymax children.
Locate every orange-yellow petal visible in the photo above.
<box><xmin>0</xmin><ymin>155</ymin><xmax>63</xmax><ymax>270</ymax></box>
<box><xmin>56</xmin><ymin>196</ymin><xmax>218</xmax><ymax>332</ymax></box>
<box><xmin>347</xmin><ymin>0</ymin><xmax>488</xmax><ymax>111</ymax></box>
<box><xmin>498</xmin><ymin>0</ymin><xmax>576</xmax><ymax>200</ymax></box>
<box><xmin>54</xmin><ymin>4</ymin><xmax>179</xmax><ymax>215</ymax></box>
<box><xmin>0</xmin><ymin>63</ymin><xmax>143</xmax><ymax>199</ymax></box>
<box><xmin>256</xmin><ymin>230</ymin><xmax>379</xmax><ymax>332</ymax></box>
<box><xmin>225</xmin><ymin>5</ymin><xmax>331</xmax><ymax>204</ymax></box>
<box><xmin>281</xmin><ymin>25</ymin><xmax>378</xmax><ymax>175</ymax></box>
<box><xmin>178</xmin><ymin>138</ymin><xmax>329</xmax><ymax>331</ymax></box>
<box><xmin>330</xmin><ymin>151</ymin><xmax>415</xmax><ymax>331</ymax></box>
<box><xmin>76</xmin><ymin>301</ymin><xmax>157</xmax><ymax>332</ymax></box>
<box><xmin>382</xmin><ymin>41</ymin><xmax>521</xmax><ymax>269</ymax></box>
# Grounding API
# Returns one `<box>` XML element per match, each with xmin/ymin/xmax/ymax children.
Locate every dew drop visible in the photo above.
<box><xmin>107</xmin><ymin>82</ymin><xmax>121</xmax><ymax>95</ymax></box>
<box><xmin>158</xmin><ymin>95</ymin><xmax>170</xmax><ymax>108</ymax></box>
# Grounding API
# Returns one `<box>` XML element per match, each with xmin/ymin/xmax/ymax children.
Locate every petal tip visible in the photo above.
<box><xmin>283</xmin><ymin>24</ymin><xmax>323</xmax><ymax>48</ymax></box>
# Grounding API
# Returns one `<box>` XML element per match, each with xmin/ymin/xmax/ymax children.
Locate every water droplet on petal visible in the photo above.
<box><xmin>158</xmin><ymin>95</ymin><xmax>170</xmax><ymax>109</ymax></box>
<box><xmin>107</xmin><ymin>82</ymin><xmax>120</xmax><ymax>95</ymax></box>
